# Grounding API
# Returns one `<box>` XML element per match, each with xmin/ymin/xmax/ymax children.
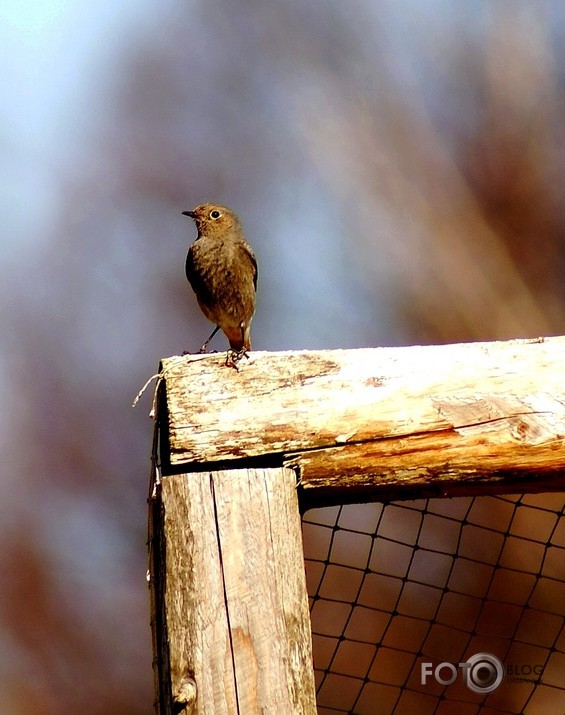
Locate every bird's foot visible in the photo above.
<box><xmin>225</xmin><ymin>349</ymin><xmax>249</xmax><ymax>370</ymax></box>
<box><xmin>198</xmin><ymin>344</ymin><xmax>218</xmax><ymax>354</ymax></box>
<box><xmin>182</xmin><ymin>348</ymin><xmax>218</xmax><ymax>355</ymax></box>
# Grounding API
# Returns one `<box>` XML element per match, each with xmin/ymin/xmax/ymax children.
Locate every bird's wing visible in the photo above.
<box><xmin>244</xmin><ymin>244</ymin><xmax>258</xmax><ymax>291</ymax></box>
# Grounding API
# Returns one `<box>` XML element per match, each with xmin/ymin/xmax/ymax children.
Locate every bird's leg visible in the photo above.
<box><xmin>199</xmin><ymin>326</ymin><xmax>220</xmax><ymax>353</ymax></box>
<box><xmin>229</xmin><ymin>324</ymin><xmax>251</xmax><ymax>366</ymax></box>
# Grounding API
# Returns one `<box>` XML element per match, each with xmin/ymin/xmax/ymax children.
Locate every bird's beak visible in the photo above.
<box><xmin>182</xmin><ymin>210</ymin><xmax>196</xmax><ymax>218</ymax></box>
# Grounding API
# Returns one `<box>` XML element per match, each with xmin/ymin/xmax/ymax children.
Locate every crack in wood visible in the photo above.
<box><xmin>210</xmin><ymin>474</ymin><xmax>242</xmax><ymax>715</ymax></box>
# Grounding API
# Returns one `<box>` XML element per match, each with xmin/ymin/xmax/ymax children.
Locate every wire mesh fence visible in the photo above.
<box><xmin>302</xmin><ymin>492</ymin><xmax>565</xmax><ymax>715</ymax></box>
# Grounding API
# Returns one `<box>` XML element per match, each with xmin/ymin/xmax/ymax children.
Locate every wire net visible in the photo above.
<box><xmin>301</xmin><ymin>492</ymin><xmax>565</xmax><ymax>715</ymax></box>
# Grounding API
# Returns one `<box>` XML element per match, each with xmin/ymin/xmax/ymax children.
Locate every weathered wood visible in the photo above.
<box><xmin>158</xmin><ymin>337</ymin><xmax>565</xmax><ymax>505</ymax></box>
<box><xmin>148</xmin><ymin>466</ymin><xmax>316</xmax><ymax>715</ymax></box>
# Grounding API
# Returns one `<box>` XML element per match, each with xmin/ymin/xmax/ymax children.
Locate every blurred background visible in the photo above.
<box><xmin>2</xmin><ymin>0</ymin><xmax>565</xmax><ymax>712</ymax></box>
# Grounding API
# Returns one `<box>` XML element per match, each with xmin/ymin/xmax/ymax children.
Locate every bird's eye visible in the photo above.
<box><xmin>210</xmin><ymin>210</ymin><xmax>221</xmax><ymax>219</ymax></box>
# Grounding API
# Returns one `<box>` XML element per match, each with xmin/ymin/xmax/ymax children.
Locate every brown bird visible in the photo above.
<box><xmin>182</xmin><ymin>203</ymin><xmax>258</xmax><ymax>360</ymax></box>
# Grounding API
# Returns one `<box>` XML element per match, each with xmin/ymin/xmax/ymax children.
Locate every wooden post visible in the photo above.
<box><xmin>149</xmin><ymin>463</ymin><xmax>316</xmax><ymax>714</ymax></box>
<box><xmin>148</xmin><ymin>335</ymin><xmax>565</xmax><ymax>712</ymax></box>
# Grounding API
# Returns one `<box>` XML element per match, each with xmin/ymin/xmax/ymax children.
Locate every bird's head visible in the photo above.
<box><xmin>182</xmin><ymin>203</ymin><xmax>242</xmax><ymax>238</ymax></box>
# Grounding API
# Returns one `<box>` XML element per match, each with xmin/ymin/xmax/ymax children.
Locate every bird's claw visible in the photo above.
<box><xmin>225</xmin><ymin>349</ymin><xmax>249</xmax><ymax>370</ymax></box>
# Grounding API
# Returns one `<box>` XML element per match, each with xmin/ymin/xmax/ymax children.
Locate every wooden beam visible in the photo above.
<box><xmin>158</xmin><ymin>336</ymin><xmax>565</xmax><ymax>505</ymax></box>
<box><xmin>148</xmin><ymin>466</ymin><xmax>316</xmax><ymax>714</ymax></box>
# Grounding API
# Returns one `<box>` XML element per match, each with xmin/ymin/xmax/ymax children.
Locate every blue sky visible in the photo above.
<box><xmin>2</xmin><ymin>0</ymin><xmax>160</xmax><ymax>261</ymax></box>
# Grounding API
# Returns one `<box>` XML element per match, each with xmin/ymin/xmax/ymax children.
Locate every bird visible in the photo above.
<box><xmin>182</xmin><ymin>203</ymin><xmax>257</xmax><ymax>364</ymax></box>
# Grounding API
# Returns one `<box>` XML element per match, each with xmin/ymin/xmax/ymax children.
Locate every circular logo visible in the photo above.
<box><xmin>464</xmin><ymin>653</ymin><xmax>504</xmax><ymax>693</ymax></box>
